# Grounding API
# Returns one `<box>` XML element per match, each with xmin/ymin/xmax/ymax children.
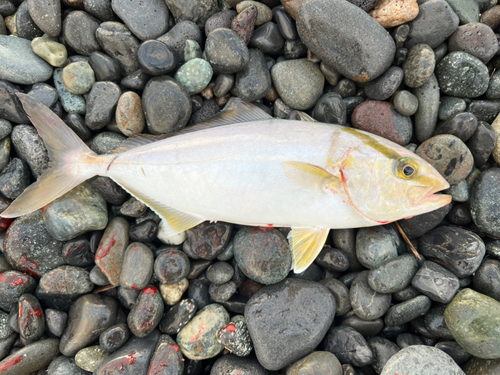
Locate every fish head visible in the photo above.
<box><xmin>338</xmin><ymin>131</ymin><xmax>451</xmax><ymax>223</ymax></box>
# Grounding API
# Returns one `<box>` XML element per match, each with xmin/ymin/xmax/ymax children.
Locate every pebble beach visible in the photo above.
<box><xmin>1</xmin><ymin>0</ymin><xmax>500</xmax><ymax>374</ymax></box>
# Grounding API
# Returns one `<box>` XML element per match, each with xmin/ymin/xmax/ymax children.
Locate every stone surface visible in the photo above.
<box><xmin>297</xmin><ymin>0</ymin><xmax>396</xmax><ymax>82</ymax></box>
<box><xmin>165</xmin><ymin>0</ymin><xmax>219</xmax><ymax>28</ymax></box>
<box><xmin>370</xmin><ymin>0</ymin><xmax>419</xmax><ymax>28</ymax></box>
<box><xmin>413</xmin><ymin>73</ymin><xmax>440</xmax><ymax>142</ymax></box>
<box><xmin>75</xmin><ymin>345</ymin><xmax>109</xmax><ymax>372</ymax></box>
<box><xmin>448</xmin><ymin>23</ymin><xmax>498</xmax><ymax>64</ymax></box>
<box><xmin>234</xmin><ymin>48</ymin><xmax>272</xmax><ymax>102</ymax></box>
<box><xmin>403</xmin><ymin>44</ymin><xmax>436</xmax><ymax>88</ymax></box>
<box><xmin>0</xmin><ymin>338</ymin><xmax>60</xmax><ymax>375</ymax></box>
<box><xmin>53</xmin><ymin>68</ymin><xmax>86</xmax><ymax>115</ymax></box>
<box><xmin>368</xmin><ymin>254</ymin><xmax>418</xmax><ymax>294</ymax></box>
<box><xmin>286</xmin><ymin>351</ymin><xmax>342</xmax><ymax>375</ymax></box>
<box><xmin>245</xmin><ymin>278</ymin><xmax>336</xmax><ymax>371</ymax></box>
<box><xmin>157</xmin><ymin>21</ymin><xmax>203</xmax><ymax>69</ymax></box>
<box><xmin>470</xmin><ymin>168</ymin><xmax>500</xmax><ymax>238</ymax></box>
<box><xmin>350</xmin><ymin>271</ymin><xmax>392</xmax><ymax>321</ymax></box>
<box><xmin>148</xmin><ymin>334</ymin><xmax>184</xmax><ymax>375</ymax></box>
<box><xmin>384</xmin><ymin>295</ymin><xmax>432</xmax><ymax>326</ymax></box>
<box><xmin>85</xmin><ymin>81</ymin><xmax>121</xmax><ymax>130</ymax></box>
<box><xmin>364</xmin><ymin>66</ymin><xmax>404</xmax><ymax>101</ymax></box>
<box><xmin>128</xmin><ymin>286</ymin><xmax>164</xmax><ymax>337</ymax></box>
<box><xmin>31</xmin><ymin>37</ymin><xmax>67</xmax><ymax>67</ymax></box>
<box><xmin>62</xmin><ymin>11</ymin><xmax>101</xmax><ymax>56</ymax></box>
<box><xmin>120</xmin><ymin>243</ymin><xmax>154</xmax><ymax>290</ymax></box>
<box><xmin>322</xmin><ymin>326</ymin><xmax>373</xmax><ymax>367</ymax></box>
<box><xmin>412</xmin><ymin>261</ymin><xmax>460</xmax><ymax>303</ymax></box>
<box><xmin>62</xmin><ymin>61</ymin><xmax>95</xmax><ymax>95</ymax></box>
<box><xmin>175</xmin><ymin>58</ymin><xmax>213</xmax><ymax>95</ymax></box>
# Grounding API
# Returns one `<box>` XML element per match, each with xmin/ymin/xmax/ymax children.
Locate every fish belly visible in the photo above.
<box><xmin>106</xmin><ymin>120</ymin><xmax>374</xmax><ymax>229</ymax></box>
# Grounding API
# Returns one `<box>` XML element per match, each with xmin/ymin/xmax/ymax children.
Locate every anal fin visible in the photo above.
<box><xmin>288</xmin><ymin>227</ymin><xmax>330</xmax><ymax>273</ymax></box>
<box><xmin>111</xmin><ymin>177</ymin><xmax>204</xmax><ymax>237</ymax></box>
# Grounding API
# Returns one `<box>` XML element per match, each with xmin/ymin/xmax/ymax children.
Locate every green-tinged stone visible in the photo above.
<box><xmin>32</xmin><ymin>36</ymin><xmax>67</xmax><ymax>67</ymax></box>
<box><xmin>42</xmin><ymin>182</ymin><xmax>108</xmax><ymax>241</ymax></box>
<box><xmin>62</xmin><ymin>61</ymin><xmax>95</xmax><ymax>95</ymax></box>
<box><xmin>439</xmin><ymin>96</ymin><xmax>467</xmax><ymax>121</ymax></box>
<box><xmin>4</xmin><ymin>14</ymin><xmax>16</xmax><ymax>35</ymax></box>
<box><xmin>53</xmin><ymin>68</ymin><xmax>86</xmax><ymax>114</ymax></box>
<box><xmin>444</xmin><ymin>288</ymin><xmax>500</xmax><ymax>359</ymax></box>
<box><xmin>287</xmin><ymin>351</ymin><xmax>343</xmax><ymax>375</ymax></box>
<box><xmin>75</xmin><ymin>345</ymin><xmax>109</xmax><ymax>372</ymax></box>
<box><xmin>271</xmin><ymin>59</ymin><xmax>325</xmax><ymax>110</ymax></box>
<box><xmin>184</xmin><ymin>39</ymin><xmax>202</xmax><ymax>61</ymax></box>
<box><xmin>463</xmin><ymin>357</ymin><xmax>500</xmax><ymax>374</ymax></box>
<box><xmin>445</xmin><ymin>0</ymin><xmax>480</xmax><ymax>24</ymax></box>
<box><xmin>175</xmin><ymin>58</ymin><xmax>213</xmax><ymax>95</ymax></box>
<box><xmin>0</xmin><ymin>137</ymin><xmax>10</xmax><ymax>173</ymax></box>
<box><xmin>177</xmin><ymin>304</ymin><xmax>230</xmax><ymax>360</ymax></box>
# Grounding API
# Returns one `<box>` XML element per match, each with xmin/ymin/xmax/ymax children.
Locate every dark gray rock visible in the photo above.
<box><xmin>297</xmin><ymin>0</ymin><xmax>395</xmax><ymax>82</ymax></box>
<box><xmin>320</xmin><ymin>278</ymin><xmax>351</xmax><ymax>316</ymax></box>
<box><xmin>424</xmin><ymin>303</ymin><xmax>453</xmax><ymax>339</ymax></box>
<box><xmin>368</xmin><ymin>254</ymin><xmax>419</xmax><ymax>294</ymax></box>
<box><xmin>384</xmin><ymin>295</ymin><xmax>432</xmax><ymax>327</ymax></box>
<box><xmin>83</xmin><ymin>0</ymin><xmax>114</xmax><ymax>21</ymax></box>
<box><xmin>165</xmin><ymin>0</ymin><xmax>219</xmax><ymax>28</ymax></box>
<box><xmin>137</xmin><ymin>40</ymin><xmax>176</xmax><ymax>76</ymax></box>
<box><xmin>368</xmin><ymin>337</ymin><xmax>400</xmax><ymax>374</ymax></box>
<box><xmin>248</xmin><ymin>22</ymin><xmax>284</xmax><ymax>57</ymax></box>
<box><xmin>434</xmin><ymin>112</ymin><xmax>478</xmax><ymax>142</ymax></box>
<box><xmin>27</xmin><ymin>0</ymin><xmax>61</xmax><ymax>37</ymax></box>
<box><xmin>413</xmin><ymin>73</ymin><xmax>440</xmax><ymax>143</ymax></box>
<box><xmin>111</xmin><ymin>0</ymin><xmax>170</xmax><ymax>40</ymax></box>
<box><xmin>403</xmin><ymin>44</ymin><xmax>436</xmax><ymax>88</ymax></box>
<box><xmin>62</xmin><ymin>11</ymin><xmax>101</xmax><ymax>56</ymax></box>
<box><xmin>234</xmin><ymin>48</ymin><xmax>272</xmax><ymax>102</ymax></box>
<box><xmin>45</xmin><ymin>309</ymin><xmax>67</xmax><ymax>337</ymax></box>
<box><xmin>405</xmin><ymin>0</ymin><xmax>459</xmax><ymax>49</ymax></box>
<box><xmin>323</xmin><ymin>326</ymin><xmax>373</xmax><ymax>367</ymax></box>
<box><xmin>473</xmin><ymin>259</ymin><xmax>500</xmax><ymax>302</ymax></box>
<box><xmin>470</xmin><ymin>168</ymin><xmax>500</xmax><ymax>238</ymax></box>
<box><xmin>91</xmin><ymin>132</ymin><xmax>125</xmax><ymax>154</ymax></box>
<box><xmin>364</xmin><ymin>66</ymin><xmax>403</xmax><ymax>101</ymax></box>
<box><xmin>120</xmin><ymin>243</ymin><xmax>154</xmax><ymax>290</ymax></box>
<box><xmin>99</xmin><ymin>323</ymin><xmax>130</xmax><ymax>353</ymax></box>
<box><xmin>312</xmin><ymin>93</ymin><xmax>346</xmax><ymax>125</ymax></box>
<box><xmin>11</xmin><ymin>125</ymin><xmax>49</xmax><ymax>178</ymax></box>
<box><xmin>89</xmin><ymin>52</ymin><xmax>122</xmax><ymax>82</ymax></box>
<box><xmin>0</xmin><ymin>338</ymin><xmax>60</xmax><ymax>375</ymax></box>
<box><xmin>350</xmin><ymin>271</ymin><xmax>391</xmax><ymax>321</ymax></box>
<box><xmin>245</xmin><ymin>278</ymin><xmax>336</xmax><ymax>371</ymax></box>
<box><xmin>157</xmin><ymin>21</ymin><xmax>203</xmax><ymax>69</ymax></box>
<box><xmin>396</xmin><ymin>203</ymin><xmax>452</xmax><ymax>239</ymax></box>
<box><xmin>127</xmin><ymin>286</ymin><xmax>164</xmax><ymax>337</ymax></box>
<box><xmin>412</xmin><ymin>261</ymin><xmax>460</xmax><ymax>303</ymax></box>
<box><xmin>0</xmin><ymin>158</ymin><xmax>30</xmax><ymax>199</ymax></box>
<box><xmin>47</xmin><ymin>356</ymin><xmax>90</xmax><ymax>375</ymax></box>
<box><xmin>205</xmin><ymin>28</ymin><xmax>249</xmax><ymax>74</ymax></box>
<box><xmin>16</xmin><ymin>0</ymin><xmax>43</xmax><ymax>40</ymax></box>
<box><xmin>205</xmin><ymin>10</ymin><xmax>237</xmax><ymax>36</ymax></box>
<box><xmin>211</xmin><ymin>354</ymin><xmax>268</xmax><ymax>375</ymax></box>
<box><xmin>356</xmin><ymin>226</ymin><xmax>398</xmax><ymax>269</ymax></box>
<box><xmin>448</xmin><ymin>23</ymin><xmax>498</xmax><ymax>64</ymax></box>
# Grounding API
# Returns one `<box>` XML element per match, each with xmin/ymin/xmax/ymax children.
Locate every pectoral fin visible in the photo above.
<box><xmin>281</xmin><ymin>161</ymin><xmax>341</xmax><ymax>192</ymax></box>
<box><xmin>111</xmin><ymin>177</ymin><xmax>204</xmax><ymax>236</ymax></box>
<box><xmin>288</xmin><ymin>227</ymin><xmax>330</xmax><ymax>273</ymax></box>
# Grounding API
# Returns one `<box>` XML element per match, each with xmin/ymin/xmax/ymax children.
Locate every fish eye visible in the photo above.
<box><xmin>396</xmin><ymin>158</ymin><xmax>418</xmax><ymax>180</ymax></box>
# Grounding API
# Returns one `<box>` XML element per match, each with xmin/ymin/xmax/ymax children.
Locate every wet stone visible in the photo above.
<box><xmin>120</xmin><ymin>69</ymin><xmax>149</xmax><ymax>91</ymax></box>
<box><xmin>42</xmin><ymin>182</ymin><xmax>107</xmax><ymax>242</ymax></box>
<box><xmin>446</xmin><ymin>0</ymin><xmax>479</xmax><ymax>24</ymax></box>
<box><xmin>234</xmin><ymin>48</ymin><xmax>272</xmax><ymax>102</ymax></box>
<box><xmin>231</xmin><ymin>5</ymin><xmax>257</xmax><ymax>45</ymax></box>
<box><xmin>412</xmin><ymin>261</ymin><xmax>460</xmax><ymax>303</ymax></box>
<box><xmin>148</xmin><ymin>334</ymin><xmax>184</xmax><ymax>375</ymax></box>
<box><xmin>205</xmin><ymin>10</ymin><xmax>237</xmax><ymax>36</ymax></box>
<box><xmin>350</xmin><ymin>271</ymin><xmax>391</xmax><ymax>321</ymax></box>
<box><xmin>99</xmin><ymin>323</ymin><xmax>130</xmax><ymax>353</ymax></box>
<box><xmin>315</xmin><ymin>247</ymin><xmax>349</xmax><ymax>272</ymax></box>
<box><xmin>160</xmin><ymin>278</ymin><xmax>189</xmax><ymax>306</ymax></box>
<box><xmin>83</xmin><ymin>0</ymin><xmax>114</xmax><ymax>21</ymax></box>
<box><xmin>177</xmin><ymin>304</ymin><xmax>229</xmax><ymax>360</ymax></box>
<box><xmin>62</xmin><ymin>61</ymin><xmax>95</xmax><ymax>95</ymax></box>
<box><xmin>245</xmin><ymin>278</ymin><xmax>336</xmax><ymax>370</ymax></box>
<box><xmin>88</xmin><ymin>52</ymin><xmax>120</xmax><ymax>82</ymax></box>
<box><xmin>111</xmin><ymin>0</ymin><xmax>170</xmax><ymax>40</ymax></box>
<box><xmin>364</xmin><ymin>66</ymin><xmax>404</xmax><ymax>101</ymax></box>
<box><xmin>143</xmin><ymin>75</ymin><xmax>192</xmax><ymax>134</ymax></box>
<box><xmin>284</xmin><ymin>38</ymin><xmax>307</xmax><ymax>59</ymax></box>
<box><xmin>271</xmin><ymin>59</ymin><xmax>324</xmax><ymax>110</ymax></box>
<box><xmin>341</xmin><ymin>314</ymin><xmax>384</xmax><ymax>337</ymax></box>
<box><xmin>27</xmin><ymin>83</ymin><xmax>58</xmax><ymax>110</ymax></box>
<box><xmin>473</xmin><ymin>259</ymin><xmax>500</xmax><ymax>301</ymax></box>
<box><xmin>0</xmin><ymin>312</ymin><xmax>12</xmax><ymax>340</ymax></box>
<box><xmin>396</xmin><ymin>333</ymin><xmax>423</xmax><ymax>348</ymax></box>
<box><xmin>45</xmin><ymin>309</ymin><xmax>67</xmax><ymax>337</ymax></box>
<box><xmin>94</xmin><ymin>329</ymin><xmax>161</xmax><ymax>374</ymax></box>
<box><xmin>75</xmin><ymin>345</ymin><xmax>108</xmax><ymax>372</ymax></box>
<box><xmin>154</xmin><ymin>250</ymin><xmax>190</xmax><ymax>285</ymax></box>
<box><xmin>352</xmin><ymin>100</ymin><xmax>412</xmax><ymax>145</ymax></box>
<box><xmin>53</xmin><ymin>68</ymin><xmax>86</xmax><ymax>115</ymax></box>
<box><xmin>129</xmin><ymin>219</ymin><xmax>157</xmax><ymax>243</ymax></box>
<box><xmin>397</xmin><ymin>203</ymin><xmax>452</xmax><ymax>239</ymax></box>
<box><xmin>470</xmin><ymin>168</ymin><xmax>500</xmax><ymax>237</ymax></box>
<box><xmin>380</xmin><ymin>345</ymin><xmax>465</xmax><ymax>375</ymax></box>
<box><xmin>94</xmin><ymin>217</ymin><xmax>130</xmax><ymax>286</ymax></box>
<box><xmin>206</xmin><ymin>262</ymin><xmax>234</xmax><ymax>285</ymax></box>
<box><xmin>419</xmin><ymin>226</ymin><xmax>485</xmax><ymax>278</ymax></box>
<box><xmin>403</xmin><ymin>44</ymin><xmax>436</xmax><ymax>88</ymax></box>
<box><xmin>0</xmin><ymin>338</ymin><xmax>60</xmax><ymax>375</ymax></box>
<box><xmin>320</xmin><ymin>278</ymin><xmax>351</xmax><ymax>316</ymax></box>
<box><xmin>59</xmin><ymin>294</ymin><xmax>117</xmax><ymax>356</ymax></box>
<box><xmin>159</xmin><ymin>299</ymin><xmax>197</xmax><ymax>335</ymax></box>
<box><xmin>4</xmin><ymin>211</ymin><xmax>65</xmax><ymax>278</ymax></box>
<box><xmin>297</xmin><ymin>0</ymin><xmax>395</xmax><ymax>82</ymax></box>
<box><xmin>463</xmin><ymin>357</ymin><xmax>500</xmax><ymax>374</ymax></box>
<box><xmin>416</xmin><ymin>134</ymin><xmax>474</xmax><ymax>185</ymax></box>
<box><xmin>175</xmin><ymin>58</ymin><xmax>213</xmax><ymax>95</ymax></box>
<box><xmin>393</xmin><ymin>90</ymin><xmax>419</xmax><ymax>116</ymax></box>
<box><xmin>368</xmin><ymin>337</ymin><xmax>400</xmax><ymax>374</ymax></box>
<box><xmin>435</xmin><ymin>341</ymin><xmax>471</xmax><ymax>365</ymax></box>
<box><xmin>120</xmin><ymin>243</ymin><xmax>154</xmax><ymax>291</ymax></box>
<box><xmin>91</xmin><ymin>132</ymin><xmax>126</xmax><ymax>154</ymax></box>
<box><xmin>233</xmin><ymin>227</ymin><xmax>292</xmax><ymax>285</ymax></box>
<box><xmin>0</xmin><ymin>271</ymin><xmax>36</xmax><ymax>313</ymax></box>
<box><xmin>17</xmin><ymin>293</ymin><xmax>44</xmax><ymax>343</ymax></box>
<box><xmin>439</xmin><ymin>96</ymin><xmax>467</xmax><ymax>120</ymax></box>
<box><xmin>445</xmin><ymin>288</ymin><xmax>500</xmax><ymax>359</ymax></box>
<box><xmin>413</xmin><ymin>74</ymin><xmax>440</xmax><ymax>143</ymax></box>
<box><xmin>312</xmin><ymin>93</ymin><xmax>347</xmax><ymax>125</ymax></box>
<box><xmin>184</xmin><ymin>222</ymin><xmax>232</xmax><ymax>260</ymax></box>
<box><xmin>405</xmin><ymin>0</ymin><xmax>459</xmax><ymax>49</ymax></box>
<box><xmin>119</xmin><ymin>197</ymin><xmax>147</xmax><ymax>217</ymax></box>
<box><xmin>62</xmin><ymin>11</ymin><xmax>101</xmax><ymax>56</ymax></box>
<box><xmin>356</xmin><ymin>226</ymin><xmax>398</xmax><ymax>270</ymax></box>
<box><xmin>434</xmin><ymin>112</ymin><xmax>478</xmax><ymax>142</ymax></box>
<box><xmin>248</xmin><ymin>21</ymin><xmax>285</xmax><ymax>56</ymax></box>
<box><xmin>424</xmin><ymin>303</ymin><xmax>453</xmax><ymax>339</ymax></box>
<box><xmin>436</xmin><ymin>51</ymin><xmax>489</xmax><ymax>98</ymax></box>
<box><xmin>368</xmin><ymin>254</ymin><xmax>418</xmax><ymax>294</ymax></box>
<box><xmin>216</xmin><ymin>320</ymin><xmax>253</xmax><ymax>357</ymax></box>
<box><xmin>0</xmin><ymin>80</ymin><xmax>29</xmax><ymax>124</ymax></box>
<box><xmin>137</xmin><ymin>40</ymin><xmax>176</xmax><ymax>76</ymax></box>
<box><xmin>209</xmin><ymin>281</ymin><xmax>237</xmax><ymax>303</ymax></box>
<box><xmin>127</xmin><ymin>286</ymin><xmax>164</xmax><ymax>337</ymax></box>
<box><xmin>95</xmin><ymin>22</ymin><xmax>140</xmax><ymax>75</ymax></box>
<box><xmin>384</xmin><ymin>295</ymin><xmax>432</xmax><ymax>327</ymax></box>
<box><xmin>323</xmin><ymin>326</ymin><xmax>373</xmax><ymax>367</ymax></box>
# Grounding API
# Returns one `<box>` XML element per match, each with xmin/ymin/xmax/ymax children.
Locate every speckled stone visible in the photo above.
<box><xmin>370</xmin><ymin>0</ymin><xmax>419</xmax><ymax>28</ymax></box>
<box><xmin>322</xmin><ymin>326</ymin><xmax>373</xmax><ymax>367</ymax></box>
<box><xmin>62</xmin><ymin>11</ymin><xmax>101</xmax><ymax>56</ymax></box>
<box><xmin>75</xmin><ymin>345</ymin><xmax>109</xmax><ymax>372</ymax></box>
<box><xmin>352</xmin><ymin>100</ymin><xmax>413</xmax><ymax>145</ymax></box>
<box><xmin>0</xmin><ymin>338</ymin><xmax>61</xmax><ymax>375</ymax></box>
<box><xmin>127</xmin><ymin>286</ymin><xmax>164</xmax><ymax>337</ymax></box>
<box><xmin>115</xmin><ymin>91</ymin><xmax>145</xmax><ymax>137</ymax></box>
<box><xmin>234</xmin><ymin>48</ymin><xmax>272</xmax><ymax>102</ymax></box>
<box><xmin>271</xmin><ymin>59</ymin><xmax>324</xmax><ymax>110</ymax></box>
<box><xmin>148</xmin><ymin>334</ymin><xmax>184</xmax><ymax>375</ymax></box>
<box><xmin>436</xmin><ymin>51</ymin><xmax>489</xmax><ymax>98</ymax></box>
<box><xmin>62</xmin><ymin>61</ymin><xmax>95</xmax><ymax>95</ymax></box>
<box><xmin>177</xmin><ymin>304</ymin><xmax>230</xmax><ymax>360</ymax></box>
<box><xmin>413</xmin><ymin>73</ymin><xmax>440</xmax><ymax>143</ymax></box>
<box><xmin>165</xmin><ymin>0</ymin><xmax>219</xmax><ymax>28</ymax></box>
<box><xmin>205</xmin><ymin>28</ymin><xmax>249</xmax><ymax>74</ymax></box>
<box><xmin>412</xmin><ymin>261</ymin><xmax>460</xmax><ymax>303</ymax></box>
<box><xmin>85</xmin><ymin>81</ymin><xmax>121</xmax><ymax>130</ymax></box>
<box><xmin>175</xmin><ymin>58</ymin><xmax>213</xmax><ymax>95</ymax></box>
<box><xmin>297</xmin><ymin>0</ymin><xmax>396</xmax><ymax>82</ymax></box>
<box><xmin>205</xmin><ymin>10</ymin><xmax>237</xmax><ymax>36</ymax></box>
<box><xmin>350</xmin><ymin>271</ymin><xmax>392</xmax><ymax>321</ymax></box>
<box><xmin>356</xmin><ymin>226</ymin><xmax>398</xmax><ymax>270</ymax></box>
<box><xmin>184</xmin><ymin>39</ymin><xmax>202</xmax><ymax>61</ymax></box>
<box><xmin>403</xmin><ymin>44</ymin><xmax>436</xmax><ymax>88</ymax></box>
<box><xmin>445</xmin><ymin>289</ymin><xmax>500</xmax><ymax>359</ymax></box>
<box><xmin>448</xmin><ymin>23</ymin><xmax>498</xmax><ymax>64</ymax></box>
<box><xmin>470</xmin><ymin>168</ymin><xmax>500</xmax><ymax>238</ymax></box>
<box><xmin>439</xmin><ymin>96</ymin><xmax>467</xmax><ymax>120</ymax></box>
<box><xmin>157</xmin><ymin>21</ymin><xmax>203</xmax><ymax>69</ymax></box>
<box><xmin>287</xmin><ymin>351</ymin><xmax>342</xmax><ymax>375</ymax></box>
<box><xmin>364</xmin><ymin>66</ymin><xmax>403</xmax><ymax>101</ymax></box>
<box><xmin>0</xmin><ymin>35</ymin><xmax>53</xmax><ymax>85</ymax></box>
<box><xmin>53</xmin><ymin>68</ymin><xmax>86</xmax><ymax>115</ymax></box>
<box><xmin>0</xmin><ymin>158</ymin><xmax>30</xmax><ymax>200</ymax></box>
<box><xmin>31</xmin><ymin>36</ymin><xmax>67</xmax><ymax>67</ymax></box>
<box><xmin>434</xmin><ymin>112</ymin><xmax>478</xmax><ymax>142</ymax></box>
<box><xmin>368</xmin><ymin>254</ymin><xmax>418</xmax><ymax>294</ymax></box>
<box><xmin>446</xmin><ymin>0</ymin><xmax>480</xmax><ymax>24</ymax></box>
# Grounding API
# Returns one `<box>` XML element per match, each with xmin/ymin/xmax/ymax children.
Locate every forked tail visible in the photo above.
<box><xmin>1</xmin><ymin>94</ymin><xmax>111</xmax><ymax>218</ymax></box>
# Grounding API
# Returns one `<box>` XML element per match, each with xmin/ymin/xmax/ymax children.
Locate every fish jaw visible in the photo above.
<box><xmin>407</xmin><ymin>170</ymin><xmax>451</xmax><ymax>213</ymax></box>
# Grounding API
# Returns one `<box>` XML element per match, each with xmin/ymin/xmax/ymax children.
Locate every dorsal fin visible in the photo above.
<box><xmin>108</xmin><ymin>99</ymin><xmax>272</xmax><ymax>154</ymax></box>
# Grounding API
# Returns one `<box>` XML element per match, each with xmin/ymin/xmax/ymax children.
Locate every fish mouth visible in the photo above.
<box><xmin>408</xmin><ymin>180</ymin><xmax>452</xmax><ymax>207</ymax></box>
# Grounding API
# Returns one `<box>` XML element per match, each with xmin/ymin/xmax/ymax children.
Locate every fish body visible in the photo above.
<box><xmin>1</xmin><ymin>96</ymin><xmax>451</xmax><ymax>272</ymax></box>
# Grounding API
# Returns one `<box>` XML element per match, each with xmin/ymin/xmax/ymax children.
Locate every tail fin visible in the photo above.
<box><xmin>1</xmin><ymin>94</ymin><xmax>106</xmax><ymax>218</ymax></box>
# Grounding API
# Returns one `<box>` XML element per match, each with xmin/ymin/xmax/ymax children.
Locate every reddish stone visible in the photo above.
<box><xmin>18</xmin><ymin>294</ymin><xmax>45</xmax><ymax>343</ymax></box>
<box><xmin>0</xmin><ymin>270</ymin><xmax>36</xmax><ymax>312</ymax></box>
<box><xmin>128</xmin><ymin>286</ymin><xmax>164</xmax><ymax>338</ymax></box>
<box><xmin>148</xmin><ymin>335</ymin><xmax>184</xmax><ymax>375</ymax></box>
<box><xmin>231</xmin><ymin>5</ymin><xmax>258</xmax><ymax>44</ymax></box>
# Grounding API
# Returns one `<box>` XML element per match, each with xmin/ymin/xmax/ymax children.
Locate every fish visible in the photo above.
<box><xmin>1</xmin><ymin>94</ymin><xmax>451</xmax><ymax>273</ymax></box>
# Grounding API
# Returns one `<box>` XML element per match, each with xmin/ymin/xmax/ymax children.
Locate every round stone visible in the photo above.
<box><xmin>137</xmin><ymin>40</ymin><xmax>176</xmax><ymax>76</ymax></box>
<box><xmin>183</xmin><ymin>222</ymin><xmax>232</xmax><ymax>260</ymax></box>
<box><xmin>470</xmin><ymin>168</ymin><xmax>500</xmax><ymax>238</ymax></box>
<box><xmin>233</xmin><ymin>227</ymin><xmax>292</xmax><ymax>285</ymax></box>
<box><xmin>350</xmin><ymin>271</ymin><xmax>392</xmax><ymax>321</ymax></box>
<box><xmin>439</xmin><ymin>96</ymin><xmax>467</xmax><ymax>121</ymax></box>
<box><xmin>296</xmin><ymin>0</ymin><xmax>396</xmax><ymax>82</ymax></box>
<box><xmin>370</xmin><ymin>0</ymin><xmax>419</xmax><ymax>28</ymax></box>
<box><xmin>159</xmin><ymin>278</ymin><xmax>189</xmax><ymax>306</ymax></box>
<box><xmin>236</xmin><ymin>1</ymin><xmax>272</xmax><ymax>26</ymax></box>
<box><xmin>31</xmin><ymin>36</ymin><xmax>67</xmax><ymax>67</ymax></box>
<box><xmin>416</xmin><ymin>134</ymin><xmax>474</xmax><ymax>184</ymax></box>
<box><xmin>75</xmin><ymin>345</ymin><xmax>109</xmax><ymax>372</ymax></box>
<box><xmin>27</xmin><ymin>0</ymin><xmax>61</xmax><ymax>37</ymax></box>
<box><xmin>287</xmin><ymin>351</ymin><xmax>343</xmax><ymax>375</ymax></box>
<box><xmin>62</xmin><ymin>11</ymin><xmax>101</xmax><ymax>56</ymax></box>
<box><xmin>271</xmin><ymin>59</ymin><xmax>325</xmax><ymax>110</ymax></box>
<box><xmin>393</xmin><ymin>90</ymin><xmax>419</xmax><ymax>116</ymax></box>
<box><xmin>205</xmin><ymin>10</ymin><xmax>237</xmax><ymax>36</ymax></box>
<box><xmin>411</xmin><ymin>261</ymin><xmax>460</xmax><ymax>303</ymax></box>
<box><xmin>368</xmin><ymin>254</ymin><xmax>419</xmax><ymax>294</ymax></box>
<box><xmin>205</xmin><ymin>28</ymin><xmax>249</xmax><ymax>74</ymax></box>
<box><xmin>403</xmin><ymin>44</ymin><xmax>436</xmax><ymax>88</ymax></box>
<box><xmin>356</xmin><ymin>226</ymin><xmax>398</xmax><ymax>270</ymax></box>
<box><xmin>174</xmin><ymin>58</ymin><xmax>214</xmax><ymax>95</ymax></box>
<box><xmin>206</xmin><ymin>262</ymin><xmax>234</xmax><ymax>285</ymax></box>
<box><xmin>445</xmin><ymin>288</ymin><xmax>500</xmax><ymax>359</ymax></box>
<box><xmin>364</xmin><ymin>66</ymin><xmax>404</xmax><ymax>101</ymax></box>
<box><xmin>384</xmin><ymin>295</ymin><xmax>432</xmax><ymax>327</ymax></box>
<box><xmin>127</xmin><ymin>286</ymin><xmax>164</xmax><ymax>337</ymax></box>
<box><xmin>322</xmin><ymin>326</ymin><xmax>373</xmax><ymax>367</ymax></box>
<box><xmin>234</xmin><ymin>48</ymin><xmax>272</xmax><ymax>102</ymax></box>
<box><xmin>473</xmin><ymin>259</ymin><xmax>500</xmax><ymax>302</ymax></box>
<box><xmin>433</xmin><ymin>112</ymin><xmax>478</xmax><ymax>142</ymax></box>
<box><xmin>115</xmin><ymin>91</ymin><xmax>145</xmax><ymax>137</ymax></box>
<box><xmin>448</xmin><ymin>23</ymin><xmax>498</xmax><ymax>64</ymax></box>
<box><xmin>154</xmin><ymin>249</ymin><xmax>190</xmax><ymax>285</ymax></box>
<box><xmin>436</xmin><ymin>51</ymin><xmax>489</xmax><ymax>98</ymax></box>
<box><xmin>120</xmin><ymin>243</ymin><xmax>154</xmax><ymax>291</ymax></box>
<box><xmin>312</xmin><ymin>93</ymin><xmax>347</xmax><ymax>125</ymax></box>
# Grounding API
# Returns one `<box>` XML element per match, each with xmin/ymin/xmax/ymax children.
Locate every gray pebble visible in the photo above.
<box><xmin>364</xmin><ymin>66</ymin><xmax>403</xmax><ymax>101</ymax></box>
<box><xmin>393</xmin><ymin>90</ymin><xmax>419</xmax><ymax>116</ymax></box>
<box><xmin>403</xmin><ymin>44</ymin><xmax>435</xmax><ymax>88</ymax></box>
<box><xmin>11</xmin><ymin>125</ymin><xmax>49</xmax><ymax>179</ymax></box>
<box><xmin>413</xmin><ymin>73</ymin><xmax>439</xmax><ymax>143</ymax></box>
